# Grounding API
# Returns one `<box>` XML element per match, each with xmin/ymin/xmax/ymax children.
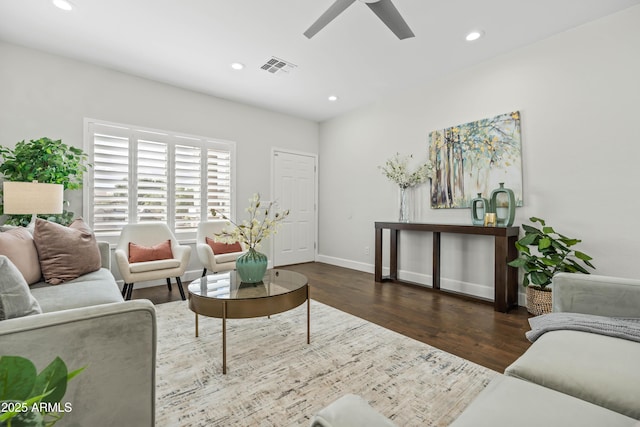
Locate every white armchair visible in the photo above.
<box><xmin>115</xmin><ymin>222</ymin><xmax>191</xmax><ymax>300</ymax></box>
<box><xmin>196</xmin><ymin>220</ymin><xmax>246</xmax><ymax>277</ymax></box>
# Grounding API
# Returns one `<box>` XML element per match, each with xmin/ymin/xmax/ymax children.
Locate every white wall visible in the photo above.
<box><xmin>0</xmin><ymin>41</ymin><xmax>319</xmax><ymax>285</ymax></box>
<box><xmin>318</xmin><ymin>6</ymin><xmax>640</xmax><ymax>303</ymax></box>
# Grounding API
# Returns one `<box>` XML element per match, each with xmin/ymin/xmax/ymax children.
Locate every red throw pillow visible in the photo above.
<box><xmin>206</xmin><ymin>237</ymin><xmax>242</xmax><ymax>254</ymax></box>
<box><xmin>128</xmin><ymin>240</ymin><xmax>174</xmax><ymax>263</ymax></box>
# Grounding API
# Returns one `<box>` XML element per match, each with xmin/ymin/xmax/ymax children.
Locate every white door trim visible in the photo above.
<box><xmin>271</xmin><ymin>147</ymin><xmax>318</xmax><ymax>265</ymax></box>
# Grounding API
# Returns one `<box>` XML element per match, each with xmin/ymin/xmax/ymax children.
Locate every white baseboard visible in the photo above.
<box><xmin>316</xmin><ymin>254</ymin><xmax>526</xmax><ymax>307</ymax></box>
<box><xmin>316</xmin><ymin>254</ymin><xmax>374</xmax><ymax>274</ymax></box>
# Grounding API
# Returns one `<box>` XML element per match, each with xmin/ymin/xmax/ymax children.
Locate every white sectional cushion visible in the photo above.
<box><xmin>30</xmin><ymin>269</ymin><xmax>123</xmax><ymax>312</ymax></box>
<box><xmin>214</xmin><ymin>252</ymin><xmax>244</xmax><ymax>264</ymax></box>
<box><xmin>129</xmin><ymin>259</ymin><xmax>181</xmax><ymax>273</ymax></box>
<box><xmin>311</xmin><ymin>394</ymin><xmax>397</xmax><ymax>427</ymax></box>
<box><xmin>505</xmin><ymin>330</ymin><xmax>640</xmax><ymax>419</ymax></box>
<box><xmin>449</xmin><ymin>376</ymin><xmax>638</xmax><ymax>427</ymax></box>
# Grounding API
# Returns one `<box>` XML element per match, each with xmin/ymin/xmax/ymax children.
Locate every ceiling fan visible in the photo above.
<box><xmin>304</xmin><ymin>0</ymin><xmax>415</xmax><ymax>40</ymax></box>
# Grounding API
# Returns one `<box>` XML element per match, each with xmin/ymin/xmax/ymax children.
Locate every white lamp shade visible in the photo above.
<box><xmin>3</xmin><ymin>181</ymin><xmax>64</xmax><ymax>215</ymax></box>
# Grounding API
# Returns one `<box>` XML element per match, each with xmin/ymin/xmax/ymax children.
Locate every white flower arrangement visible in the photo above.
<box><xmin>211</xmin><ymin>193</ymin><xmax>289</xmax><ymax>250</ymax></box>
<box><xmin>379</xmin><ymin>153</ymin><xmax>434</xmax><ymax>189</ymax></box>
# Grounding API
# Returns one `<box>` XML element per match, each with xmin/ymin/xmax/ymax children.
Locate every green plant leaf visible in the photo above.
<box><xmin>517</xmin><ymin>233</ymin><xmax>538</xmax><ymax>246</ymax></box>
<box><xmin>574</xmin><ymin>251</ymin><xmax>593</xmax><ymax>261</ymax></box>
<box><xmin>538</xmin><ymin>237</ymin><xmax>551</xmax><ymax>250</ymax></box>
<box><xmin>542</xmin><ymin>226</ymin><xmax>555</xmax><ymax>234</ymax></box>
<box><xmin>521</xmin><ymin>224</ymin><xmax>542</xmax><ymax>235</ymax></box>
<box><xmin>540</xmin><ymin>257</ymin><xmax>559</xmax><ymax>266</ymax></box>
<box><xmin>31</xmin><ymin>357</ymin><xmax>68</xmax><ymax>404</ymax></box>
<box><xmin>529</xmin><ymin>217</ymin><xmax>546</xmax><ymax>226</ymax></box>
<box><xmin>0</xmin><ymin>356</ymin><xmax>37</xmax><ymax>401</ymax></box>
<box><xmin>514</xmin><ymin>241</ymin><xmax>531</xmax><ymax>254</ymax></box>
<box><xmin>530</xmin><ymin>271</ymin><xmax>551</xmax><ymax>286</ymax></box>
<box><xmin>559</xmin><ymin>238</ymin><xmax>580</xmax><ymax>247</ymax></box>
<box><xmin>507</xmin><ymin>258</ymin><xmax>527</xmax><ymax>268</ymax></box>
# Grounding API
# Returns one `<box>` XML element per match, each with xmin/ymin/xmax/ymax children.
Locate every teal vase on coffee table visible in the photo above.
<box><xmin>236</xmin><ymin>248</ymin><xmax>268</xmax><ymax>283</ymax></box>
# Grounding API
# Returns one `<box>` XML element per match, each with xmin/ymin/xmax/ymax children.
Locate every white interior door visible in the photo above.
<box><xmin>273</xmin><ymin>150</ymin><xmax>316</xmax><ymax>266</ymax></box>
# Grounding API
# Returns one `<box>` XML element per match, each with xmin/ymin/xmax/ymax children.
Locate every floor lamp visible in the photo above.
<box><xmin>2</xmin><ymin>181</ymin><xmax>64</xmax><ymax>226</ymax></box>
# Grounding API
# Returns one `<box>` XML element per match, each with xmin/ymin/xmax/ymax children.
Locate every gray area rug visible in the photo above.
<box><xmin>155</xmin><ymin>300</ymin><xmax>496</xmax><ymax>426</ymax></box>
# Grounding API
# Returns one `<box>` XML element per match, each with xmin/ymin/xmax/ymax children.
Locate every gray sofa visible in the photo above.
<box><xmin>451</xmin><ymin>272</ymin><xmax>640</xmax><ymax>426</ymax></box>
<box><xmin>0</xmin><ymin>241</ymin><xmax>157</xmax><ymax>427</ymax></box>
<box><xmin>312</xmin><ymin>273</ymin><xmax>640</xmax><ymax>426</ymax></box>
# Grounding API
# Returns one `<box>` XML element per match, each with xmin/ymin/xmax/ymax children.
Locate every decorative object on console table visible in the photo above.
<box><xmin>489</xmin><ymin>182</ymin><xmax>516</xmax><ymax>227</ymax></box>
<box><xmin>211</xmin><ymin>193</ymin><xmax>289</xmax><ymax>284</ymax></box>
<box><xmin>483</xmin><ymin>212</ymin><xmax>496</xmax><ymax>227</ymax></box>
<box><xmin>508</xmin><ymin>216</ymin><xmax>595</xmax><ymax>315</ymax></box>
<box><xmin>378</xmin><ymin>153</ymin><xmax>433</xmax><ymax>223</ymax></box>
<box><xmin>470</xmin><ymin>193</ymin><xmax>489</xmax><ymax>225</ymax></box>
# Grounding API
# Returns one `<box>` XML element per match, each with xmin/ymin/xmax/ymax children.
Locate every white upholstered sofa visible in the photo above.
<box><xmin>1</xmin><ymin>237</ymin><xmax>156</xmax><ymax>426</ymax></box>
<box><xmin>313</xmin><ymin>273</ymin><xmax>640</xmax><ymax>426</ymax></box>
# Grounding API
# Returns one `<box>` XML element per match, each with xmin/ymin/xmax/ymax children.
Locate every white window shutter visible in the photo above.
<box><xmin>207</xmin><ymin>148</ymin><xmax>232</xmax><ymax>219</ymax></box>
<box><xmin>136</xmin><ymin>138</ymin><xmax>168</xmax><ymax>223</ymax></box>
<box><xmin>92</xmin><ymin>132</ymin><xmax>130</xmax><ymax>234</ymax></box>
<box><xmin>174</xmin><ymin>144</ymin><xmax>201</xmax><ymax>232</ymax></box>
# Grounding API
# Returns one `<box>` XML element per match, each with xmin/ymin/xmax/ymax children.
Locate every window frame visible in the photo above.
<box><xmin>83</xmin><ymin>118</ymin><xmax>236</xmax><ymax>244</ymax></box>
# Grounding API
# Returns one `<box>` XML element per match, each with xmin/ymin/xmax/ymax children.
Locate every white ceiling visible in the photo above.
<box><xmin>1</xmin><ymin>0</ymin><xmax>638</xmax><ymax>122</ymax></box>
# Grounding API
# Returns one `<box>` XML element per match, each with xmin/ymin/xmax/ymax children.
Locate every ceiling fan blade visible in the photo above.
<box><xmin>304</xmin><ymin>0</ymin><xmax>357</xmax><ymax>39</ymax></box>
<box><xmin>366</xmin><ymin>0</ymin><xmax>415</xmax><ymax>40</ymax></box>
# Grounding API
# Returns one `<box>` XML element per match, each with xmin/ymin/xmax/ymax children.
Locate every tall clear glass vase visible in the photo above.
<box><xmin>399</xmin><ymin>186</ymin><xmax>409</xmax><ymax>222</ymax></box>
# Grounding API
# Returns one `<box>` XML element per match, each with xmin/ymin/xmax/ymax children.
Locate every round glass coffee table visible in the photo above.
<box><xmin>187</xmin><ymin>269</ymin><xmax>309</xmax><ymax>374</ymax></box>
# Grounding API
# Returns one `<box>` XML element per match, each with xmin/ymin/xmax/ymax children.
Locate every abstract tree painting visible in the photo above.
<box><xmin>428</xmin><ymin>111</ymin><xmax>523</xmax><ymax>209</ymax></box>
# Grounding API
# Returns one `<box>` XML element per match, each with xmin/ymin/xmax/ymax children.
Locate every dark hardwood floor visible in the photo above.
<box><xmin>133</xmin><ymin>262</ymin><xmax>532</xmax><ymax>373</ymax></box>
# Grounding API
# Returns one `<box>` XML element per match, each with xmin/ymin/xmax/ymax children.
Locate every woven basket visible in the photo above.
<box><xmin>526</xmin><ymin>286</ymin><xmax>552</xmax><ymax>315</ymax></box>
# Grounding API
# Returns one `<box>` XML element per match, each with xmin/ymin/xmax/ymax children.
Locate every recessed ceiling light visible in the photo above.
<box><xmin>52</xmin><ymin>0</ymin><xmax>74</xmax><ymax>11</ymax></box>
<box><xmin>465</xmin><ymin>30</ymin><xmax>484</xmax><ymax>42</ymax></box>
<box><xmin>328</xmin><ymin>95</ymin><xmax>339</xmax><ymax>102</ymax></box>
<box><xmin>231</xmin><ymin>62</ymin><xmax>244</xmax><ymax>70</ymax></box>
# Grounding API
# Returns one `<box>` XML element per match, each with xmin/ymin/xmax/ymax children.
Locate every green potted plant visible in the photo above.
<box><xmin>0</xmin><ymin>355</ymin><xmax>84</xmax><ymax>426</ymax></box>
<box><xmin>508</xmin><ymin>216</ymin><xmax>595</xmax><ymax>315</ymax></box>
<box><xmin>0</xmin><ymin>138</ymin><xmax>90</xmax><ymax>226</ymax></box>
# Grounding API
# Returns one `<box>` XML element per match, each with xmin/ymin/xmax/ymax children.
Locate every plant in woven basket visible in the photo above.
<box><xmin>508</xmin><ymin>216</ymin><xmax>595</xmax><ymax>291</ymax></box>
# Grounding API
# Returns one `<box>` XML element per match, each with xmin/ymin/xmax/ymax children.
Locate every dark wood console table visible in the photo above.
<box><xmin>374</xmin><ymin>222</ymin><xmax>520</xmax><ymax>312</ymax></box>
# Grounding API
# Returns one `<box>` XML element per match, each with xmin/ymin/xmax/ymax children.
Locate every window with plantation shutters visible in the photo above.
<box><xmin>207</xmin><ymin>148</ymin><xmax>232</xmax><ymax>219</ymax></box>
<box><xmin>174</xmin><ymin>143</ymin><xmax>201</xmax><ymax>232</ymax></box>
<box><xmin>84</xmin><ymin>119</ymin><xmax>236</xmax><ymax>242</ymax></box>
<box><xmin>137</xmin><ymin>137</ymin><xmax>168</xmax><ymax>223</ymax></box>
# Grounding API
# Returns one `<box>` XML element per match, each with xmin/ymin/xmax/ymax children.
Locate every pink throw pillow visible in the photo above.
<box><xmin>128</xmin><ymin>240</ymin><xmax>174</xmax><ymax>263</ymax></box>
<box><xmin>205</xmin><ymin>237</ymin><xmax>242</xmax><ymax>254</ymax></box>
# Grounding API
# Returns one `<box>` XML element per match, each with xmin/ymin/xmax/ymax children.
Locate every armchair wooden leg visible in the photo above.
<box><xmin>176</xmin><ymin>277</ymin><xmax>186</xmax><ymax>301</ymax></box>
<box><xmin>166</xmin><ymin>278</ymin><xmax>173</xmax><ymax>291</ymax></box>
<box><xmin>122</xmin><ymin>283</ymin><xmax>129</xmax><ymax>298</ymax></box>
<box><xmin>202</xmin><ymin>268</ymin><xmax>207</xmax><ymax>277</ymax></box>
<box><xmin>126</xmin><ymin>283</ymin><xmax>134</xmax><ymax>300</ymax></box>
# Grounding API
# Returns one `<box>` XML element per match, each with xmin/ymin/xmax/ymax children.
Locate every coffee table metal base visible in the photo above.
<box><xmin>190</xmin><ymin>284</ymin><xmax>310</xmax><ymax>374</ymax></box>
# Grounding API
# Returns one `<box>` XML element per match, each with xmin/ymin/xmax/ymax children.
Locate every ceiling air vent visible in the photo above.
<box><xmin>260</xmin><ymin>57</ymin><xmax>297</xmax><ymax>74</ymax></box>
